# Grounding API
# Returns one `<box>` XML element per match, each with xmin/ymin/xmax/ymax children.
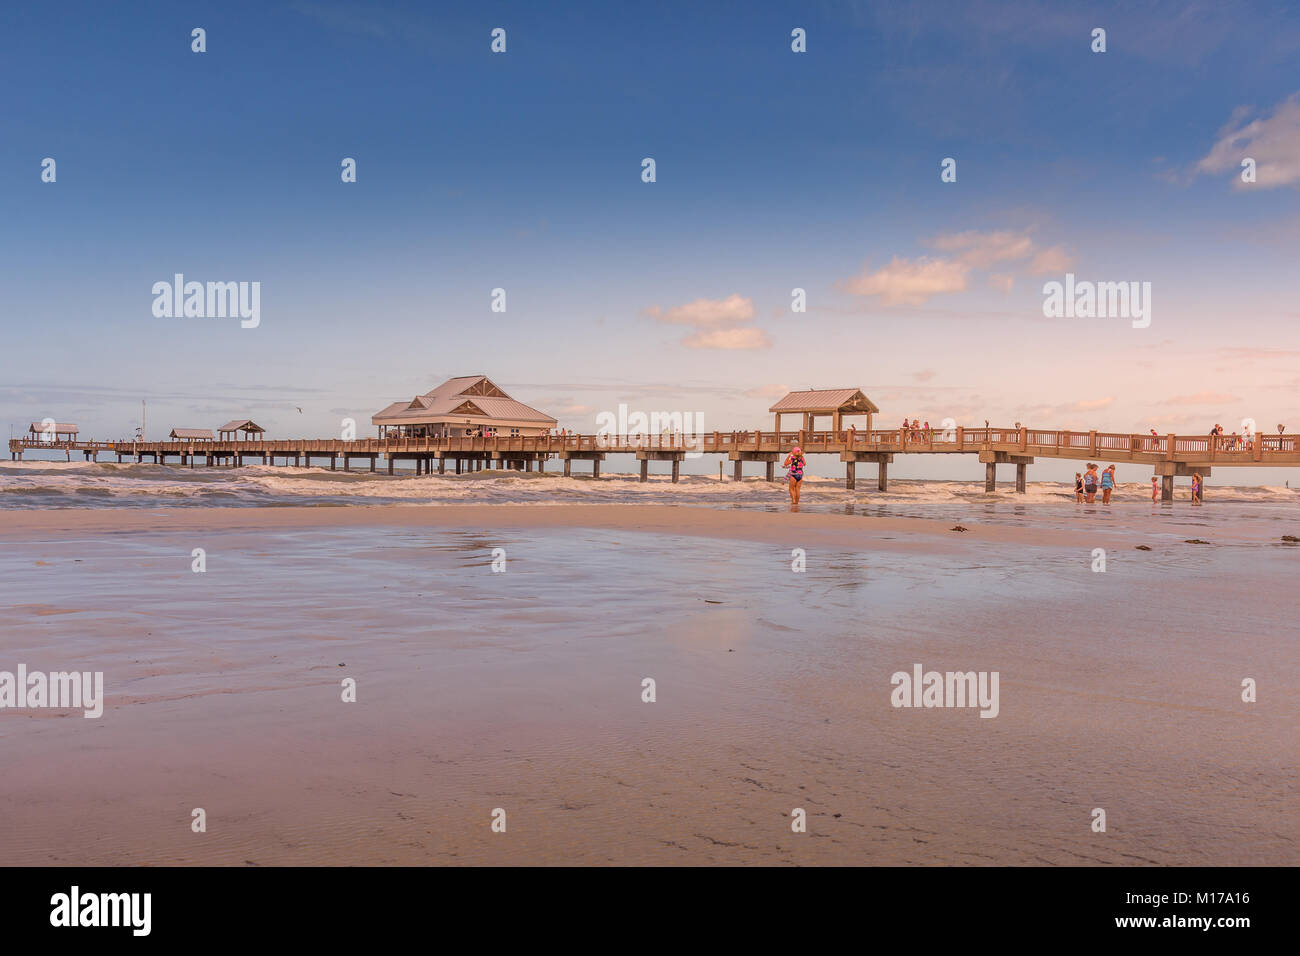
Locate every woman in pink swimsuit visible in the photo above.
<box><xmin>783</xmin><ymin>446</ymin><xmax>806</xmax><ymax>507</ymax></box>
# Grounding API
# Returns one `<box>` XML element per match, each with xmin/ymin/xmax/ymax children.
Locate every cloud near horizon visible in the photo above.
<box><xmin>1158</xmin><ymin>391</ymin><xmax>1241</xmax><ymax>406</ymax></box>
<box><xmin>840</xmin><ymin>229</ymin><xmax>1074</xmax><ymax>306</ymax></box>
<box><xmin>681</xmin><ymin>327</ymin><xmax>771</xmax><ymax>350</ymax></box>
<box><xmin>645</xmin><ymin>294</ymin><xmax>769</xmax><ymax>350</ymax></box>
<box><xmin>743</xmin><ymin>383</ymin><xmax>790</xmax><ymax>399</ymax></box>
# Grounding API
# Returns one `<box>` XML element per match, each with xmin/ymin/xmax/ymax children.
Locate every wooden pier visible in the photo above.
<box><xmin>10</xmin><ymin>426</ymin><xmax>1300</xmax><ymax>500</ymax></box>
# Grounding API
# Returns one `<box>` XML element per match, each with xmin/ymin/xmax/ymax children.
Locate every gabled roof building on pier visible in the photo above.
<box><xmin>371</xmin><ymin>376</ymin><xmax>557</xmax><ymax>438</ymax></box>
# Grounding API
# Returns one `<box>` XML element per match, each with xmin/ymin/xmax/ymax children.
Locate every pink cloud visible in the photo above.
<box><xmin>1028</xmin><ymin>245</ymin><xmax>1074</xmax><ymax>274</ymax></box>
<box><xmin>646</xmin><ymin>294</ymin><xmax>755</xmax><ymax>327</ymax></box>
<box><xmin>682</xmin><ymin>328</ymin><xmax>771</xmax><ymax>350</ymax></box>
<box><xmin>840</xmin><ymin>256</ymin><xmax>968</xmax><ymax>305</ymax></box>
<box><xmin>929</xmin><ymin>230</ymin><xmax>1037</xmax><ymax>269</ymax></box>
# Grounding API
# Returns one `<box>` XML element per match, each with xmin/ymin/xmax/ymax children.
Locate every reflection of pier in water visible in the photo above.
<box><xmin>11</xmin><ymin>427</ymin><xmax>1299</xmax><ymax>501</ymax></box>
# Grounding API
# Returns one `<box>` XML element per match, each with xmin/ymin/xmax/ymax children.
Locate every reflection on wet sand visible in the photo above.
<box><xmin>1</xmin><ymin>507</ymin><xmax>1294</xmax><ymax>865</ymax></box>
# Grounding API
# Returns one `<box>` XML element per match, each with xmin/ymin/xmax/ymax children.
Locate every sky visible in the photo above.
<box><xmin>3</xmin><ymin>0</ymin><xmax>1299</xmax><ymax>482</ymax></box>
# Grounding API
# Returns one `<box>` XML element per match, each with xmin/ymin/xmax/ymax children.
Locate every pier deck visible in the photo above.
<box><xmin>11</xmin><ymin>426</ymin><xmax>1297</xmax><ymax>501</ymax></box>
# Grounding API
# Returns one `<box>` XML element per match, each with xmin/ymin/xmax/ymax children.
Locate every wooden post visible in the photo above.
<box><xmin>878</xmin><ymin>460</ymin><xmax>888</xmax><ymax>492</ymax></box>
<box><xmin>670</xmin><ymin>458</ymin><xmax>680</xmax><ymax>483</ymax></box>
<box><xmin>985</xmin><ymin>462</ymin><xmax>997</xmax><ymax>492</ymax></box>
<box><xmin>369</xmin><ymin>456</ymin><xmax>376</xmax><ymax>473</ymax></box>
<box><xmin>1161</xmin><ymin>475</ymin><xmax>1174</xmax><ymax>501</ymax></box>
<box><xmin>455</xmin><ymin>459</ymin><xmax>461</xmax><ymax>475</ymax></box>
<box><xmin>593</xmin><ymin>458</ymin><xmax>600</xmax><ymax>479</ymax></box>
<box><xmin>437</xmin><ymin>458</ymin><xmax>445</xmax><ymax>475</ymax></box>
<box><xmin>845</xmin><ymin>459</ymin><xmax>855</xmax><ymax>490</ymax></box>
<box><xmin>387</xmin><ymin>456</ymin><xmax>394</xmax><ymax>475</ymax></box>
<box><xmin>765</xmin><ymin>460</ymin><xmax>775</xmax><ymax>482</ymax></box>
<box><xmin>1016</xmin><ymin>462</ymin><xmax>1027</xmax><ymax>493</ymax></box>
<box><xmin>639</xmin><ymin>459</ymin><xmax>648</xmax><ymax>482</ymax></box>
<box><xmin>733</xmin><ymin>460</ymin><xmax>743</xmax><ymax>482</ymax></box>
<box><xmin>564</xmin><ymin>458</ymin><xmax>572</xmax><ymax>478</ymax></box>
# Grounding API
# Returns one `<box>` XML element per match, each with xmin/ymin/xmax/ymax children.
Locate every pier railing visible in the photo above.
<box><xmin>10</xmin><ymin>426</ymin><xmax>1300</xmax><ymax>466</ymax></box>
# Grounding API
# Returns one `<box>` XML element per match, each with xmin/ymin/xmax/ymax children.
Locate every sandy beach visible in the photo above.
<box><xmin>1</xmin><ymin>503</ymin><xmax>1294</xmax><ymax>865</ymax></box>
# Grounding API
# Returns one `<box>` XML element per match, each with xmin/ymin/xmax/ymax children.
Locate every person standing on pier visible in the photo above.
<box><xmin>783</xmin><ymin>445</ymin><xmax>806</xmax><ymax>507</ymax></box>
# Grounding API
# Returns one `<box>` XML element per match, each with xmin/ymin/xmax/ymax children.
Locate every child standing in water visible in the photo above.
<box><xmin>1151</xmin><ymin>477</ymin><xmax>1159</xmax><ymax>502</ymax></box>
<box><xmin>783</xmin><ymin>445</ymin><xmax>806</xmax><ymax>507</ymax></box>
<box><xmin>1191</xmin><ymin>473</ymin><xmax>1202</xmax><ymax>504</ymax></box>
<box><xmin>1075</xmin><ymin>473</ymin><xmax>1084</xmax><ymax>503</ymax></box>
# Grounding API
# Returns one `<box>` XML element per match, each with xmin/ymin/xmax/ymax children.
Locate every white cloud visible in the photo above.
<box><xmin>989</xmin><ymin>274</ymin><xmax>1015</xmax><ymax>293</ymax></box>
<box><xmin>1196</xmin><ymin>93</ymin><xmax>1300</xmax><ymax>189</ymax></box>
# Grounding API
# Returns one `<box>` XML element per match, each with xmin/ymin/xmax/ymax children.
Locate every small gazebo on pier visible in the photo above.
<box><xmin>169</xmin><ymin>428</ymin><xmax>215</xmax><ymax>442</ymax></box>
<box><xmin>217</xmin><ymin>419</ymin><xmax>265</xmax><ymax>441</ymax></box>
<box><xmin>769</xmin><ymin>388</ymin><xmax>878</xmax><ymax>435</ymax></box>
<box><xmin>28</xmin><ymin>422</ymin><xmax>78</xmax><ymax>442</ymax></box>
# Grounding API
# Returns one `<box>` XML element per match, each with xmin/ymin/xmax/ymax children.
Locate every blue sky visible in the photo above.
<box><xmin>3</xmin><ymin>0</ymin><xmax>1299</xmax><ymax>480</ymax></box>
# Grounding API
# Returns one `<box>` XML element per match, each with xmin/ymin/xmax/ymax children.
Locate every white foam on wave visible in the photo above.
<box><xmin>3</xmin><ymin>460</ymin><xmax>1299</xmax><ymax>507</ymax></box>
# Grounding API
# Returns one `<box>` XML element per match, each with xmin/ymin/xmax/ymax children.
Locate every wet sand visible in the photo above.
<box><xmin>0</xmin><ymin>505</ymin><xmax>1295</xmax><ymax>865</ymax></box>
<box><xmin>0</xmin><ymin>500</ymin><xmax>1220</xmax><ymax>548</ymax></box>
